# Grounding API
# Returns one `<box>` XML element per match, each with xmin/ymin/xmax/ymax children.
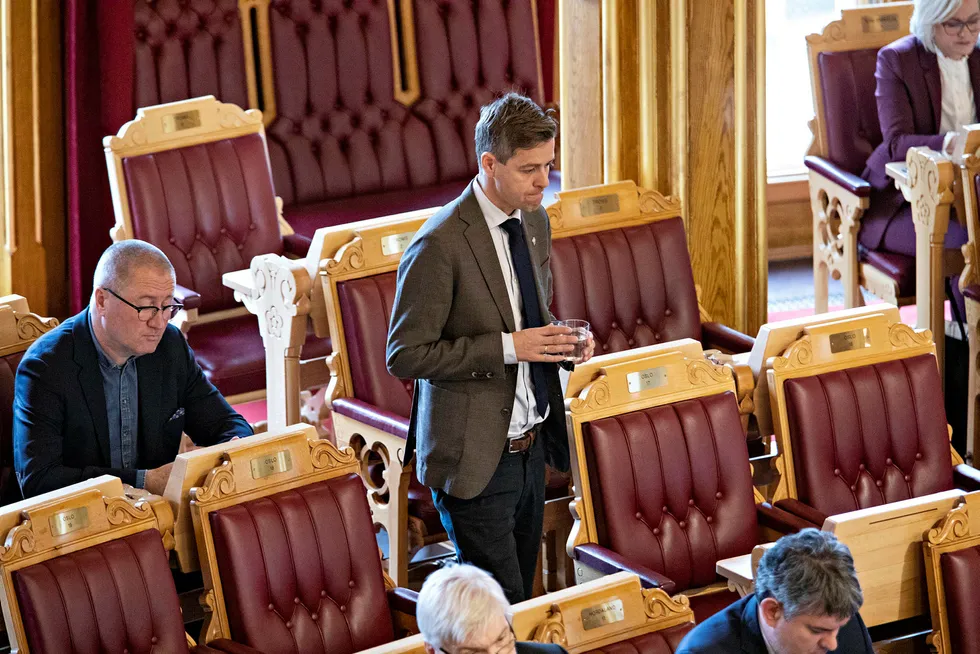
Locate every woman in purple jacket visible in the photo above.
<box><xmin>863</xmin><ymin>0</ymin><xmax>980</xmax><ymax>260</ymax></box>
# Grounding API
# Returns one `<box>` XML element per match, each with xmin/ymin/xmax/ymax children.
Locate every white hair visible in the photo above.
<box><xmin>911</xmin><ymin>0</ymin><xmax>978</xmax><ymax>52</ymax></box>
<box><xmin>417</xmin><ymin>564</ymin><xmax>512</xmax><ymax>651</ymax></box>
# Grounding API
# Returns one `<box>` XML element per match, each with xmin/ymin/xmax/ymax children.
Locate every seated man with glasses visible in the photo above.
<box><xmin>13</xmin><ymin>240</ymin><xmax>252</xmax><ymax>497</ymax></box>
<box><xmin>417</xmin><ymin>564</ymin><xmax>564</xmax><ymax>654</ymax></box>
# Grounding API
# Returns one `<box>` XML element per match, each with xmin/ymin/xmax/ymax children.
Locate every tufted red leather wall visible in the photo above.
<box><xmin>0</xmin><ymin>351</ymin><xmax>24</xmax><ymax>505</ymax></box>
<box><xmin>550</xmin><ymin>219</ymin><xmax>702</xmax><ymax>355</ymax></box>
<box><xmin>783</xmin><ymin>354</ymin><xmax>953</xmax><ymax>517</ymax></box>
<box><xmin>583</xmin><ymin>393</ymin><xmax>758</xmax><ymax>595</ymax></box>
<box><xmin>209</xmin><ymin>473</ymin><xmax>395</xmax><ymax>654</ymax></box>
<box><xmin>134</xmin><ymin>0</ymin><xmax>249</xmax><ymax>111</ymax></box>
<box><xmin>14</xmin><ymin>528</ymin><xmax>189</xmax><ymax>653</ymax></box>
<box><xmin>817</xmin><ymin>49</ymin><xmax>883</xmax><ymax>175</ymax></box>
<box><xmin>579</xmin><ymin>623</ymin><xmax>693</xmax><ymax>654</ymax></box>
<box><xmin>940</xmin><ymin>545</ymin><xmax>980</xmax><ymax>654</ymax></box>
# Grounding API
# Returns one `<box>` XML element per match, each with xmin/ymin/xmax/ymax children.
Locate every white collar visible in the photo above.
<box><xmin>937</xmin><ymin>48</ymin><xmax>970</xmax><ymax>67</ymax></box>
<box><xmin>472</xmin><ymin>178</ymin><xmax>519</xmax><ymax>229</ymax></box>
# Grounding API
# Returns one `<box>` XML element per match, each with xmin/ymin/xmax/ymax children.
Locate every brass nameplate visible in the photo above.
<box><xmin>581</xmin><ymin>598</ymin><xmax>625</xmax><ymax>631</ymax></box>
<box><xmin>48</xmin><ymin>507</ymin><xmax>90</xmax><ymax>537</ymax></box>
<box><xmin>162</xmin><ymin>110</ymin><xmax>202</xmax><ymax>133</ymax></box>
<box><xmin>627</xmin><ymin>366</ymin><xmax>668</xmax><ymax>393</ymax></box>
<box><xmin>829</xmin><ymin>328</ymin><xmax>871</xmax><ymax>354</ymax></box>
<box><xmin>381</xmin><ymin>231</ymin><xmax>416</xmax><ymax>256</ymax></box>
<box><xmin>862</xmin><ymin>14</ymin><xmax>899</xmax><ymax>33</ymax></box>
<box><xmin>580</xmin><ymin>194</ymin><xmax>620</xmax><ymax>218</ymax></box>
<box><xmin>250</xmin><ymin>450</ymin><xmax>293</xmax><ymax>479</ymax></box>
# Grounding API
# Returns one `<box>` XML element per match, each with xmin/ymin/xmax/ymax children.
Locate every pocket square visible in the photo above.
<box><xmin>167</xmin><ymin>408</ymin><xmax>185</xmax><ymax>423</ymax></box>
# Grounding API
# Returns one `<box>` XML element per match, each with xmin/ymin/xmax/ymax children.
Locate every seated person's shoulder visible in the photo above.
<box><xmin>675</xmin><ymin>604</ymin><xmax>744</xmax><ymax>653</ymax></box>
<box><xmin>17</xmin><ymin>317</ymin><xmax>75</xmax><ymax>374</ymax></box>
<box><xmin>515</xmin><ymin>643</ymin><xmax>567</xmax><ymax>654</ymax></box>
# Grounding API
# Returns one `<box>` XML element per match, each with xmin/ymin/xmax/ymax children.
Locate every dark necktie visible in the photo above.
<box><xmin>500</xmin><ymin>218</ymin><xmax>550</xmax><ymax>417</ymax></box>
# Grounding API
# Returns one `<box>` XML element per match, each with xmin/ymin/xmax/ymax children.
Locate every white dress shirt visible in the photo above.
<box><xmin>472</xmin><ymin>178</ymin><xmax>548</xmax><ymax>438</ymax></box>
<box><xmin>938</xmin><ymin>49</ymin><xmax>977</xmax><ymax>134</ymax></box>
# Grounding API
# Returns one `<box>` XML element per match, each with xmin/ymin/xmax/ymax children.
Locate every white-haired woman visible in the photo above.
<box><xmin>417</xmin><ymin>564</ymin><xmax>566</xmax><ymax>654</ymax></box>
<box><xmin>862</xmin><ymin>0</ymin><xmax>978</xmax><ymax>280</ymax></box>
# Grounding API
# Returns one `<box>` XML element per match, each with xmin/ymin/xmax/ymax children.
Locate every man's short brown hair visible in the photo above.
<box><xmin>474</xmin><ymin>93</ymin><xmax>557</xmax><ymax>164</ymax></box>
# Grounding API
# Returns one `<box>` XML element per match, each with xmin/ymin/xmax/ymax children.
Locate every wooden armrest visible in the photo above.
<box><xmin>573</xmin><ymin>543</ymin><xmax>676</xmax><ymax>593</ymax></box>
<box><xmin>221</xmin><ymin>268</ymin><xmax>256</xmax><ymax>301</ymax></box>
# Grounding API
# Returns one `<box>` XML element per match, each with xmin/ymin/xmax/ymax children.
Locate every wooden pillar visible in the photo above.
<box><xmin>0</xmin><ymin>0</ymin><xmax>66</xmax><ymax>317</ymax></box>
<box><xmin>560</xmin><ymin>0</ymin><xmax>767</xmax><ymax>335</ymax></box>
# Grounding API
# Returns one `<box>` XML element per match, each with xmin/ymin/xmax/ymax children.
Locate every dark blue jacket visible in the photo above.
<box><xmin>676</xmin><ymin>595</ymin><xmax>874</xmax><ymax>653</ymax></box>
<box><xmin>13</xmin><ymin>308</ymin><xmax>252</xmax><ymax>497</ymax></box>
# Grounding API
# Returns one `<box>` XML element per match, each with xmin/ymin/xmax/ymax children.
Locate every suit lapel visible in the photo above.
<box><xmin>136</xmin><ymin>350</ymin><xmax>162</xmax><ymax>462</ymax></box>
<box><xmin>969</xmin><ymin>49</ymin><xmax>980</xmax><ymax>119</ymax></box>
<box><xmin>919</xmin><ymin>42</ymin><xmax>942</xmax><ymax>130</ymax></box>
<box><xmin>522</xmin><ymin>210</ymin><xmax>552</xmax><ymax>324</ymax></box>
<box><xmin>460</xmin><ymin>187</ymin><xmax>518</xmax><ymax>333</ymax></box>
<box><xmin>73</xmin><ymin>309</ymin><xmax>111</xmax><ymax>463</ymax></box>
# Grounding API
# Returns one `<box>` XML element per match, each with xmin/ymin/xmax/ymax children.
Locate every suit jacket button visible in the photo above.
<box><xmin>485</xmin><ymin>372</ymin><xmax>493</xmax><ymax>378</ymax></box>
<box><xmin>472</xmin><ymin>372</ymin><xmax>479</xmax><ymax>378</ymax></box>
<box><xmin>501</xmin><ymin>408</ymin><xmax>511</xmax><ymax>416</ymax></box>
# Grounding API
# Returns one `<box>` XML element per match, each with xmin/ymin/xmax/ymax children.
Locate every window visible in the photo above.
<box><xmin>766</xmin><ymin>0</ymin><xmax>861</xmax><ymax>178</ymax></box>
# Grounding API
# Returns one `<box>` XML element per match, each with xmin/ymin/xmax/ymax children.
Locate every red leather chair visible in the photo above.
<box><xmin>564</xmin><ymin>340</ymin><xmax>806</xmax><ymax>623</ymax></box>
<box><xmin>0</xmin><ymin>296</ymin><xmax>58</xmax><ymax>506</ymax></box>
<box><xmin>249</xmin><ymin>0</ymin><xmax>561</xmax><ymax>238</ymax></box>
<box><xmin>189</xmin><ymin>425</ymin><xmax>417</xmax><ymax>653</ymax></box>
<box><xmin>104</xmin><ymin>96</ymin><xmax>332</xmax><ymax>406</ymax></box>
<box><xmin>0</xmin><ymin>483</ymin><xmax>228</xmax><ymax>653</ymax></box>
<box><xmin>766</xmin><ymin>310</ymin><xmax>980</xmax><ymax>526</ymax></box>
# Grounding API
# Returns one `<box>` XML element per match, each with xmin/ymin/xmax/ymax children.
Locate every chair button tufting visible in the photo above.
<box><xmin>662</xmin><ymin>506</ymin><xmax>668</xmax><ymax>513</ymax></box>
<box><xmin>876</xmin><ymin>480</ymin><xmax>883</xmax><ymax>487</ymax></box>
<box><xmin>311</xmin><ymin>613</ymin><xmax>318</xmax><ymax>621</ymax></box>
<box><xmin>885</xmin><ymin>458</ymin><xmax>892</xmax><ymax>465</ymax></box>
<box><xmin>268</xmin><ymin>603</ymin><xmax>274</xmax><ymax>611</ymax></box>
<box><xmin>688</xmin><ymin>499</ymin><xmax>695</xmax><ymax>506</ymax></box>
<box><xmin>679</xmin><ymin>521</ymin><xmax>687</xmax><ymax>528</ymax></box>
<box><xmin>349</xmin><ymin>580</ymin><xmax>355</xmax><ymax>588</ymax></box>
<box><xmin>611</xmin><ymin>321</ymin><xmax>618</xmax><ymax>329</ymax></box>
<box><xmin>664</xmin><ymin>309</ymin><xmax>672</xmax><ymax>317</ymax></box>
<box><xmin>654</xmin><ymin>333</ymin><xmax>661</xmax><ymax>340</ymax></box>
<box><xmin>635</xmin><ymin>512</ymin><xmax>642</xmax><ymax>519</ymax></box>
<box><xmin>653</xmin><ymin>528</ymin><xmax>659</xmax><ymax>535</ymax></box>
<box><xmin>322</xmin><ymin>589</ymin><xmax>329</xmax><ymax>596</ymax></box>
<box><xmin>850</xmin><ymin>485</ymin><xmax>857</xmax><ymax>491</ymax></box>
<box><xmin>706</xmin><ymin>516</ymin><xmax>713</xmax><ymax>523</ymax></box>
<box><xmin>602</xmin><ymin>344</ymin><xmax>609</xmax><ymax>351</ymax></box>
<box><xmin>716</xmin><ymin>492</ymin><xmax>722</xmax><ymax>499</ymax></box>
<box><xmin>294</xmin><ymin>597</ymin><xmax>300</xmax><ymax>604</ymax></box>
<box><xmin>169</xmin><ymin>237</ymin><xmax>176</xmax><ymax>244</ymax></box>
<box><xmin>916</xmin><ymin>453</ymin><xmax>923</xmax><ymax>460</ymax></box>
<box><xmin>286</xmin><ymin>621</ymin><xmax>293</xmax><ymax>628</ymax></box>
<box><xmin>858</xmin><ymin>464</ymin><xmax>865</xmax><ymax>471</ymax></box>
<box><xmin>833</xmin><ymin>468</ymin><xmax>840</xmax><ymax>475</ymax></box>
<box><xmin>636</xmin><ymin>318</ymin><xmax>643</xmax><ymax>325</ymax></box>
<box><xmin>238</xmin><ymin>244</ymin><xmax>244</xmax><ymax>251</ymax></box>
<box><xmin>151</xmin><ymin>637</ymin><xmax>158</xmax><ymax>645</ymax></box>
<box><xmin>905</xmin><ymin>475</ymin><xmax>911</xmax><ymax>482</ymax></box>
<box><xmin>628</xmin><ymin>339</ymin><xmax>635</xmax><ymax>346</ymax></box>
<box><xmin>340</xmin><ymin>605</ymin><xmax>347</xmax><ymax>612</ymax></box>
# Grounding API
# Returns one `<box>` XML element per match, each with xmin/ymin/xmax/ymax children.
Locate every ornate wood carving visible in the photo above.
<box><xmin>0</xmin><ymin>295</ymin><xmax>59</xmax><ymax>356</ymax></box>
<box><xmin>104</xmin><ymin>496</ymin><xmax>153</xmax><ymax>526</ymax></box>
<box><xmin>569</xmin><ymin>378</ymin><xmax>610</xmax><ymax>414</ymax></box>
<box><xmin>686</xmin><ymin>359</ymin><xmax>730</xmax><ymax>386</ymax></box>
<box><xmin>0</xmin><ymin>521</ymin><xmax>35</xmax><ymax>563</ymax></box>
<box><xmin>309</xmin><ymin>439</ymin><xmax>357</xmax><ymax>470</ymax></box>
<box><xmin>642</xmin><ymin>588</ymin><xmax>692</xmax><ymax>620</ymax></box>
<box><xmin>194</xmin><ymin>461</ymin><xmax>237</xmax><ymax>503</ymax></box>
<box><xmin>927</xmin><ymin>503</ymin><xmax>970</xmax><ymax>546</ymax></box>
<box><xmin>532</xmin><ymin>604</ymin><xmax>568</xmax><ymax>646</ymax></box>
<box><xmin>325</xmin><ymin>236</ymin><xmax>366</xmax><ymax>275</ymax></box>
<box><xmin>887</xmin><ymin>322</ymin><xmax>933</xmax><ymax>348</ymax></box>
<box><xmin>809</xmin><ymin>173</ymin><xmax>866</xmax><ymax>313</ymax></box>
<box><xmin>771</xmin><ymin>338</ymin><xmax>813</xmax><ymax>372</ymax></box>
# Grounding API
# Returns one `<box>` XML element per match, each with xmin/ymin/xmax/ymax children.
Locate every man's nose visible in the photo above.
<box><xmin>819</xmin><ymin>632</ymin><xmax>838</xmax><ymax>651</ymax></box>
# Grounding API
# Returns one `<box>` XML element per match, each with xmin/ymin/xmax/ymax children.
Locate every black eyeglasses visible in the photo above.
<box><xmin>103</xmin><ymin>288</ymin><xmax>183</xmax><ymax>322</ymax></box>
<box><xmin>941</xmin><ymin>16</ymin><xmax>980</xmax><ymax>36</ymax></box>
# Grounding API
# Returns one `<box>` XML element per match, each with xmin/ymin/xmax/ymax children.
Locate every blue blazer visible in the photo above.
<box><xmin>676</xmin><ymin>595</ymin><xmax>874</xmax><ymax>653</ymax></box>
<box><xmin>13</xmin><ymin>308</ymin><xmax>252</xmax><ymax>497</ymax></box>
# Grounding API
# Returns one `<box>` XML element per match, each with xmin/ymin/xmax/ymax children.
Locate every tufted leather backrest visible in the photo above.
<box><xmin>122</xmin><ymin>132</ymin><xmax>285</xmax><ymax>314</ymax></box>
<box><xmin>550</xmin><ymin>219</ymin><xmax>701</xmax><ymax>355</ymax></box>
<box><xmin>0</xmin><ymin>351</ymin><xmax>24</xmax><ymax>505</ymax></box>
<box><xmin>264</xmin><ymin>0</ymin><xmax>542</xmax><ymax>209</ymax></box>
<box><xmin>579</xmin><ymin>623</ymin><xmax>693</xmax><ymax>654</ymax></box>
<box><xmin>583</xmin><ymin>392</ymin><xmax>758</xmax><ymax>592</ymax></box>
<box><xmin>337</xmin><ymin>272</ymin><xmax>413</xmax><ymax>416</ymax></box>
<box><xmin>134</xmin><ymin>0</ymin><xmax>248</xmax><ymax>110</ymax></box>
<box><xmin>940</xmin><ymin>545</ymin><xmax>980</xmax><ymax>654</ymax></box>
<box><xmin>209</xmin><ymin>472</ymin><xmax>395</xmax><ymax>653</ymax></box>
<box><xmin>784</xmin><ymin>354</ymin><xmax>953</xmax><ymax>516</ymax></box>
<box><xmin>817</xmin><ymin>48</ymin><xmax>883</xmax><ymax>174</ymax></box>
<box><xmin>13</xmin><ymin>528</ymin><xmax>189</xmax><ymax>654</ymax></box>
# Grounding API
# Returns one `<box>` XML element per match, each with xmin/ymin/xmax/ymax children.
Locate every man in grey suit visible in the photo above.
<box><xmin>387</xmin><ymin>93</ymin><xmax>593</xmax><ymax>603</ymax></box>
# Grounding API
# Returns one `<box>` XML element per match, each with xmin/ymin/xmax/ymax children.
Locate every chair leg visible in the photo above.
<box><xmin>967</xmin><ymin>298</ymin><xmax>980</xmax><ymax>464</ymax></box>
<box><xmin>814</xmin><ymin>258</ymin><xmax>829</xmax><ymax>314</ymax></box>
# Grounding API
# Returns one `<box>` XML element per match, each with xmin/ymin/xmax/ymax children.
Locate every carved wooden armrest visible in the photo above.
<box><xmin>806</xmin><ymin>157</ymin><xmax>870</xmax><ymax>281</ymax></box>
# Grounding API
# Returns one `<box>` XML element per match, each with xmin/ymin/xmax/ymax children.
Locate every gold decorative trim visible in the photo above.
<box><xmin>569</xmin><ymin>378</ymin><xmax>611</xmax><ymax>413</ymax></box>
<box><xmin>927</xmin><ymin>503</ymin><xmax>970</xmax><ymax>546</ymax></box>
<box><xmin>532</xmin><ymin>604</ymin><xmax>568</xmax><ymax>646</ymax></box>
<box><xmin>104</xmin><ymin>496</ymin><xmax>153</xmax><ymax>526</ymax></box>
<box><xmin>642</xmin><ymin>588</ymin><xmax>692</xmax><ymax>620</ymax></box>
<box><xmin>888</xmin><ymin>322</ymin><xmax>933</xmax><ymax>348</ymax></box>
<box><xmin>0</xmin><ymin>520</ymin><xmax>35</xmax><ymax>563</ymax></box>
<box><xmin>201</xmin><ymin>588</ymin><xmax>223</xmax><ymax>645</ymax></box>
<box><xmin>637</xmin><ymin>187</ymin><xmax>680</xmax><ymax>214</ymax></box>
<box><xmin>14</xmin><ymin>311</ymin><xmax>57</xmax><ymax>340</ymax></box>
<box><xmin>310</xmin><ymin>439</ymin><xmax>357</xmax><ymax>470</ymax></box>
<box><xmin>194</xmin><ymin>461</ymin><xmax>237</xmax><ymax>503</ymax></box>
<box><xmin>771</xmin><ymin>338</ymin><xmax>813</xmax><ymax>372</ymax></box>
<box><xmin>927</xmin><ymin>630</ymin><xmax>946</xmax><ymax>654</ymax></box>
<box><xmin>686</xmin><ymin>359</ymin><xmax>731</xmax><ymax>386</ymax></box>
<box><xmin>325</xmin><ymin>237</ymin><xmax>366</xmax><ymax>275</ymax></box>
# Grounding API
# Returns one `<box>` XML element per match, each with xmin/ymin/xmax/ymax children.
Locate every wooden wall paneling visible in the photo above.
<box><xmin>559</xmin><ymin>0</ymin><xmax>603</xmax><ymax>188</ymax></box>
<box><xmin>0</xmin><ymin>0</ymin><xmax>65</xmax><ymax>317</ymax></box>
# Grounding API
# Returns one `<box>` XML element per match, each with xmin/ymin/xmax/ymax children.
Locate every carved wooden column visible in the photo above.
<box><xmin>559</xmin><ymin>0</ymin><xmax>767</xmax><ymax>334</ymax></box>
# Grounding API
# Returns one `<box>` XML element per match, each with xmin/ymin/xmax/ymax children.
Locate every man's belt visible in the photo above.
<box><xmin>508</xmin><ymin>426</ymin><xmax>539</xmax><ymax>454</ymax></box>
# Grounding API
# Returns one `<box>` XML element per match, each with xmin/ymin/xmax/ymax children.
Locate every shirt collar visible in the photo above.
<box><xmin>87</xmin><ymin>313</ymin><xmax>133</xmax><ymax>370</ymax></box>
<box><xmin>472</xmin><ymin>178</ymin><xmax>519</xmax><ymax>229</ymax></box>
<box><xmin>938</xmin><ymin>48</ymin><xmax>969</xmax><ymax>68</ymax></box>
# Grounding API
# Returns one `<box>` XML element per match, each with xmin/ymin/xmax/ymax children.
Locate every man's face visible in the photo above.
<box><xmin>760</xmin><ymin>598</ymin><xmax>850</xmax><ymax>654</ymax></box>
<box><xmin>482</xmin><ymin>138</ymin><xmax>556</xmax><ymax>214</ymax></box>
<box><xmin>94</xmin><ymin>265</ymin><xmax>175</xmax><ymax>359</ymax></box>
<box><xmin>423</xmin><ymin>613</ymin><xmax>517</xmax><ymax>654</ymax></box>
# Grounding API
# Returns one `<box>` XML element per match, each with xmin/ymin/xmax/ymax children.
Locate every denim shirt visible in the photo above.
<box><xmin>87</xmin><ymin>317</ymin><xmax>146</xmax><ymax>488</ymax></box>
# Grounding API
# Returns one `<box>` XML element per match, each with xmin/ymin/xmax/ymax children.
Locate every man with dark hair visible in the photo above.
<box><xmin>387</xmin><ymin>93</ymin><xmax>593</xmax><ymax>603</ymax></box>
<box><xmin>677</xmin><ymin>529</ymin><xmax>874</xmax><ymax>653</ymax></box>
<box><xmin>14</xmin><ymin>240</ymin><xmax>252</xmax><ymax>498</ymax></box>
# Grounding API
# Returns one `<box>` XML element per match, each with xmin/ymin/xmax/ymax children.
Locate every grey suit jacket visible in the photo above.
<box><xmin>386</xmin><ymin>183</ymin><xmax>569</xmax><ymax>500</ymax></box>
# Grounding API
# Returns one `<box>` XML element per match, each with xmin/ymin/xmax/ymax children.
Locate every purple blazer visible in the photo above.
<box><xmin>863</xmin><ymin>34</ymin><xmax>980</xmax><ymax>190</ymax></box>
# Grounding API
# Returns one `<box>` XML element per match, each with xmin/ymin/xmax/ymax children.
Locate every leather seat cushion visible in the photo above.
<box><xmin>690</xmin><ymin>589</ymin><xmax>740</xmax><ymax>624</ymax></box>
<box><xmin>579</xmin><ymin>623</ymin><xmax>694</xmax><ymax>653</ymax></box>
<box><xmin>209</xmin><ymin>473</ymin><xmax>394</xmax><ymax>654</ymax></box>
<box><xmin>0</xmin><ymin>351</ymin><xmax>24</xmax><ymax>504</ymax></box>
<box><xmin>550</xmin><ymin>217</ymin><xmax>701</xmax><ymax>356</ymax></box>
<box><xmin>14</xmin><ymin>528</ymin><xmax>188</xmax><ymax>654</ymax></box>
<box><xmin>940</xmin><ymin>544</ymin><xmax>980</xmax><ymax>654</ymax></box>
<box><xmin>860</xmin><ymin>250</ymin><xmax>915</xmax><ymax>297</ymax></box>
<box><xmin>187</xmin><ymin>313</ymin><xmax>331</xmax><ymax>398</ymax></box>
<box><xmin>285</xmin><ymin>172</ymin><xmax>561</xmax><ymax>238</ymax></box>
<box><xmin>784</xmin><ymin>354</ymin><xmax>953</xmax><ymax>517</ymax></box>
<box><xmin>818</xmin><ymin>48</ymin><xmax>883</xmax><ymax>174</ymax></box>
<box><xmin>584</xmin><ymin>392</ymin><xmax>758</xmax><ymax>592</ymax></box>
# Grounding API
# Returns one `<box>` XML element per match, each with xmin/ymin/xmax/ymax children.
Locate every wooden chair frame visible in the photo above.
<box><xmin>564</xmin><ymin>338</ymin><xmax>768</xmax><ymax>603</ymax></box>
<box><xmin>0</xmin><ymin>294</ymin><xmax>58</xmax><ymax>358</ymax></box>
<box><xmin>955</xmin><ymin>125</ymin><xmax>980</xmax><ymax>463</ymax></box>
<box><xmin>0</xmin><ymin>480</ymin><xmax>182</xmax><ymax>653</ymax></box>
<box><xmin>766</xmin><ymin>310</ymin><xmax>961</xmax><ymax>504</ymax></box>
<box><xmin>922</xmin><ymin>491</ymin><xmax>980</xmax><ymax>654</ymax></box>
<box><xmin>358</xmin><ymin>572</ymin><xmax>695</xmax><ymax>654</ymax></box>
<box><xmin>188</xmin><ymin>424</ymin><xmax>407</xmax><ymax>644</ymax></box>
<box><xmin>807</xmin><ymin>4</ymin><xmax>937</xmax><ymax>316</ymax></box>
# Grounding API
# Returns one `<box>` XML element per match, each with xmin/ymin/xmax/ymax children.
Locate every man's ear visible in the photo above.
<box><xmin>759</xmin><ymin>597</ymin><xmax>784</xmax><ymax>627</ymax></box>
<box><xmin>93</xmin><ymin>288</ymin><xmax>106</xmax><ymax>312</ymax></box>
<box><xmin>480</xmin><ymin>151</ymin><xmax>497</xmax><ymax>178</ymax></box>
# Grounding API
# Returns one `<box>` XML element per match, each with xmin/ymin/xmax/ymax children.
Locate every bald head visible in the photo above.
<box><xmin>91</xmin><ymin>240</ymin><xmax>174</xmax><ymax>304</ymax></box>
